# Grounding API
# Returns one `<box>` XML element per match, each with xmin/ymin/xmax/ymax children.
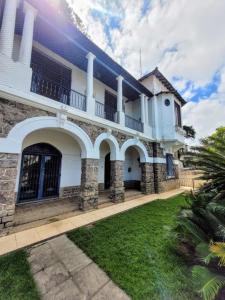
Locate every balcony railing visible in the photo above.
<box><xmin>95</xmin><ymin>101</ymin><xmax>117</xmax><ymax>123</ymax></box>
<box><xmin>125</xmin><ymin>115</ymin><xmax>143</xmax><ymax>132</ymax></box>
<box><xmin>31</xmin><ymin>72</ymin><xmax>86</xmax><ymax>111</ymax></box>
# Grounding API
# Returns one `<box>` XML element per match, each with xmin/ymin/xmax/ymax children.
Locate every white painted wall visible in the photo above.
<box><xmin>21</xmin><ymin>129</ymin><xmax>82</xmax><ymax>188</ymax></box>
<box><xmin>125</xmin><ymin>98</ymin><xmax>141</xmax><ymax>120</ymax></box>
<box><xmin>124</xmin><ymin>147</ymin><xmax>141</xmax><ymax>181</ymax></box>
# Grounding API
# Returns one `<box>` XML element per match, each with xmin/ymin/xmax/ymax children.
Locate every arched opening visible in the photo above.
<box><xmin>18</xmin><ymin>143</ymin><xmax>62</xmax><ymax>203</ymax></box>
<box><xmin>17</xmin><ymin>129</ymin><xmax>83</xmax><ymax>206</ymax></box>
<box><xmin>124</xmin><ymin>146</ymin><xmax>141</xmax><ymax>191</ymax></box>
<box><xmin>98</xmin><ymin>141</ymin><xmax>111</xmax><ymax>193</ymax></box>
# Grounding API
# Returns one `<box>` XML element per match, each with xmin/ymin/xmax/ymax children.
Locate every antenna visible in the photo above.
<box><xmin>139</xmin><ymin>48</ymin><xmax>143</xmax><ymax>78</ymax></box>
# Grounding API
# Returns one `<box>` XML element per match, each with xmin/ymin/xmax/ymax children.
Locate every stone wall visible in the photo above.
<box><xmin>110</xmin><ymin>161</ymin><xmax>125</xmax><ymax>202</ymax></box>
<box><xmin>140</xmin><ymin>163</ymin><xmax>154</xmax><ymax>194</ymax></box>
<box><xmin>0</xmin><ymin>153</ymin><xmax>18</xmax><ymax>231</ymax></box>
<box><xmin>0</xmin><ymin>99</ymin><xmax>54</xmax><ymax>137</ymax></box>
<box><xmin>153</xmin><ymin>163</ymin><xmax>167</xmax><ymax>193</ymax></box>
<box><xmin>60</xmin><ymin>186</ymin><xmax>80</xmax><ymax>199</ymax></box>
<box><xmin>80</xmin><ymin>159</ymin><xmax>99</xmax><ymax>210</ymax></box>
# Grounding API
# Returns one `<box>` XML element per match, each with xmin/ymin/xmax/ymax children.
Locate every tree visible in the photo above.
<box><xmin>183</xmin><ymin>125</ymin><xmax>196</xmax><ymax>139</ymax></box>
<box><xmin>46</xmin><ymin>0</ymin><xmax>88</xmax><ymax>36</ymax></box>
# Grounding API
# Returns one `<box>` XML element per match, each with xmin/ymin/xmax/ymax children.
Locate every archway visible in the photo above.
<box><xmin>98</xmin><ymin>141</ymin><xmax>111</xmax><ymax>192</ymax></box>
<box><xmin>18</xmin><ymin>143</ymin><xmax>62</xmax><ymax>203</ymax></box>
<box><xmin>124</xmin><ymin>146</ymin><xmax>141</xmax><ymax>191</ymax></box>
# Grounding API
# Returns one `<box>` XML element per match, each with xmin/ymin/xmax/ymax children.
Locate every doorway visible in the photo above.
<box><xmin>18</xmin><ymin>143</ymin><xmax>61</xmax><ymax>203</ymax></box>
<box><xmin>104</xmin><ymin>153</ymin><xmax>111</xmax><ymax>189</ymax></box>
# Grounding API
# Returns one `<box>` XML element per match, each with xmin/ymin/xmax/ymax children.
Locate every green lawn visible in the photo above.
<box><xmin>0</xmin><ymin>251</ymin><xmax>39</xmax><ymax>300</ymax></box>
<box><xmin>68</xmin><ymin>195</ymin><xmax>200</xmax><ymax>300</ymax></box>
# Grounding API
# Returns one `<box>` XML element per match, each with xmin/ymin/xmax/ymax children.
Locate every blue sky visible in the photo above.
<box><xmin>68</xmin><ymin>0</ymin><xmax>225</xmax><ymax>140</ymax></box>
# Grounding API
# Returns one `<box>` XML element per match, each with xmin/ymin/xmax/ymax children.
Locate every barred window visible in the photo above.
<box><xmin>166</xmin><ymin>153</ymin><xmax>175</xmax><ymax>177</ymax></box>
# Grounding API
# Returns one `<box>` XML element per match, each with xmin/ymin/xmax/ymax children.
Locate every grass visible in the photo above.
<box><xmin>68</xmin><ymin>194</ymin><xmax>200</xmax><ymax>300</ymax></box>
<box><xmin>0</xmin><ymin>250</ymin><xmax>40</xmax><ymax>300</ymax></box>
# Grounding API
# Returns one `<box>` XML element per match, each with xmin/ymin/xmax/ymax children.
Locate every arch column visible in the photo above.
<box><xmin>0</xmin><ymin>153</ymin><xmax>19</xmax><ymax>232</ymax></box>
<box><xmin>110</xmin><ymin>160</ymin><xmax>125</xmax><ymax>203</ymax></box>
<box><xmin>140</xmin><ymin>162</ymin><xmax>154</xmax><ymax>194</ymax></box>
<box><xmin>80</xmin><ymin>158</ymin><xmax>99</xmax><ymax>210</ymax></box>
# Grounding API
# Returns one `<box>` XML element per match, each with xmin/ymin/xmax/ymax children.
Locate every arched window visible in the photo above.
<box><xmin>18</xmin><ymin>143</ymin><xmax>62</xmax><ymax>203</ymax></box>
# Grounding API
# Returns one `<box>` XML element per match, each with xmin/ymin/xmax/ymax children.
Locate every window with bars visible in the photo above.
<box><xmin>166</xmin><ymin>153</ymin><xmax>175</xmax><ymax>177</ymax></box>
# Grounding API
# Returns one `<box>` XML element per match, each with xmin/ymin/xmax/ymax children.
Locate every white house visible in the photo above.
<box><xmin>0</xmin><ymin>0</ymin><xmax>186</xmax><ymax>231</ymax></box>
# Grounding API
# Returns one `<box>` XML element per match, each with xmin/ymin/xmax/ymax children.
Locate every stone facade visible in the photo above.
<box><xmin>140</xmin><ymin>163</ymin><xmax>154</xmax><ymax>194</ymax></box>
<box><xmin>60</xmin><ymin>186</ymin><xmax>80</xmax><ymax>199</ymax></box>
<box><xmin>0</xmin><ymin>153</ymin><xmax>18</xmax><ymax>230</ymax></box>
<box><xmin>0</xmin><ymin>99</ymin><xmax>54</xmax><ymax>137</ymax></box>
<box><xmin>80</xmin><ymin>159</ymin><xmax>99</xmax><ymax>210</ymax></box>
<box><xmin>110</xmin><ymin>161</ymin><xmax>125</xmax><ymax>202</ymax></box>
<box><xmin>153</xmin><ymin>163</ymin><xmax>167</xmax><ymax>193</ymax></box>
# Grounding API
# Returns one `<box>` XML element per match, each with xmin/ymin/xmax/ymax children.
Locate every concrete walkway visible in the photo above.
<box><xmin>28</xmin><ymin>235</ymin><xmax>130</xmax><ymax>300</ymax></box>
<box><xmin>0</xmin><ymin>188</ymin><xmax>186</xmax><ymax>256</ymax></box>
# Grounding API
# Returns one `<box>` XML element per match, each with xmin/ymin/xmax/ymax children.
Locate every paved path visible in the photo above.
<box><xmin>0</xmin><ymin>188</ymin><xmax>187</xmax><ymax>256</ymax></box>
<box><xmin>28</xmin><ymin>235</ymin><xmax>130</xmax><ymax>300</ymax></box>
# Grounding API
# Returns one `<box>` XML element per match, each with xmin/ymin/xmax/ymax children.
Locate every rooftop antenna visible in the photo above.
<box><xmin>139</xmin><ymin>48</ymin><xmax>143</xmax><ymax>78</ymax></box>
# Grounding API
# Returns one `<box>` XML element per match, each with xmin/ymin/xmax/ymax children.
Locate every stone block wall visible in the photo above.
<box><xmin>110</xmin><ymin>161</ymin><xmax>125</xmax><ymax>202</ymax></box>
<box><xmin>60</xmin><ymin>186</ymin><xmax>80</xmax><ymax>199</ymax></box>
<box><xmin>0</xmin><ymin>99</ymin><xmax>54</xmax><ymax>137</ymax></box>
<box><xmin>0</xmin><ymin>153</ymin><xmax>18</xmax><ymax>230</ymax></box>
<box><xmin>140</xmin><ymin>163</ymin><xmax>154</xmax><ymax>194</ymax></box>
<box><xmin>80</xmin><ymin>159</ymin><xmax>99</xmax><ymax>210</ymax></box>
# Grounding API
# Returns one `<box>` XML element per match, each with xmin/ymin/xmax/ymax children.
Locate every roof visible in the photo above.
<box><xmin>15</xmin><ymin>0</ymin><xmax>153</xmax><ymax>100</ymax></box>
<box><xmin>139</xmin><ymin>67</ymin><xmax>186</xmax><ymax>105</ymax></box>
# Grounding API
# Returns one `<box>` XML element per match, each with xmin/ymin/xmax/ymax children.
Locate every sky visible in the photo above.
<box><xmin>67</xmin><ymin>0</ymin><xmax>225</xmax><ymax>142</ymax></box>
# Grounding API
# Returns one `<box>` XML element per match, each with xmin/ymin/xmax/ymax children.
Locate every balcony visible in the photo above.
<box><xmin>31</xmin><ymin>72</ymin><xmax>86</xmax><ymax>111</ymax></box>
<box><xmin>95</xmin><ymin>101</ymin><xmax>117</xmax><ymax>123</ymax></box>
<box><xmin>125</xmin><ymin>115</ymin><xmax>143</xmax><ymax>132</ymax></box>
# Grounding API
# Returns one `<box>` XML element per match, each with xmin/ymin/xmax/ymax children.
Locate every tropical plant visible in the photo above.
<box><xmin>174</xmin><ymin>127</ymin><xmax>225</xmax><ymax>299</ymax></box>
<box><xmin>187</xmin><ymin>127</ymin><xmax>225</xmax><ymax>200</ymax></box>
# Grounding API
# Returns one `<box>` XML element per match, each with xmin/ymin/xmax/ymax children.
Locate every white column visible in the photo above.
<box><xmin>86</xmin><ymin>52</ymin><xmax>95</xmax><ymax>114</ymax></box>
<box><xmin>145</xmin><ymin>96</ymin><xmax>149</xmax><ymax>126</ymax></box>
<box><xmin>140</xmin><ymin>94</ymin><xmax>145</xmax><ymax>124</ymax></box>
<box><xmin>0</xmin><ymin>0</ymin><xmax>19</xmax><ymax>58</ymax></box>
<box><xmin>152</xmin><ymin>95</ymin><xmax>160</xmax><ymax>139</ymax></box>
<box><xmin>19</xmin><ymin>2</ymin><xmax>37</xmax><ymax>66</ymax></box>
<box><xmin>116</xmin><ymin>75</ymin><xmax>125</xmax><ymax>125</ymax></box>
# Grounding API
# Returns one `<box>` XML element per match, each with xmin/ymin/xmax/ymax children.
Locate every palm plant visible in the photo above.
<box><xmin>187</xmin><ymin>127</ymin><xmax>225</xmax><ymax>200</ymax></box>
<box><xmin>174</xmin><ymin>127</ymin><xmax>225</xmax><ymax>299</ymax></box>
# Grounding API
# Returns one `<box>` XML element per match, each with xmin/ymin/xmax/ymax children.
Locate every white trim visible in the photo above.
<box><xmin>93</xmin><ymin>132</ymin><xmax>120</xmax><ymax>160</ymax></box>
<box><xmin>120</xmin><ymin>138</ymin><xmax>150</xmax><ymax>163</ymax></box>
<box><xmin>0</xmin><ymin>84</ymin><xmax>155</xmax><ymax>141</ymax></box>
<box><xmin>0</xmin><ymin>116</ymin><xmax>95</xmax><ymax>158</ymax></box>
<box><xmin>153</xmin><ymin>157</ymin><xmax>166</xmax><ymax>164</ymax></box>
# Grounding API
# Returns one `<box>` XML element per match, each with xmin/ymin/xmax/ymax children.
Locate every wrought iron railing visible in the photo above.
<box><xmin>95</xmin><ymin>101</ymin><xmax>117</xmax><ymax>122</ymax></box>
<box><xmin>31</xmin><ymin>72</ymin><xmax>86</xmax><ymax>111</ymax></box>
<box><xmin>125</xmin><ymin>115</ymin><xmax>143</xmax><ymax>132</ymax></box>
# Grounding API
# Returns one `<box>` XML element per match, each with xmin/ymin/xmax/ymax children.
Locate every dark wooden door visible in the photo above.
<box><xmin>105</xmin><ymin>91</ymin><xmax>117</xmax><ymax>122</ymax></box>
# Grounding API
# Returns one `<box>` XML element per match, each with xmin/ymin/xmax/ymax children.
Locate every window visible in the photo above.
<box><xmin>165</xmin><ymin>99</ymin><xmax>170</xmax><ymax>106</ymax></box>
<box><xmin>174</xmin><ymin>102</ymin><xmax>182</xmax><ymax>127</ymax></box>
<box><xmin>166</xmin><ymin>153</ymin><xmax>175</xmax><ymax>177</ymax></box>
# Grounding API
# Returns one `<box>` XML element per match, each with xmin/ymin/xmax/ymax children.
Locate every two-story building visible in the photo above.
<box><xmin>0</xmin><ymin>0</ymin><xmax>186</xmax><ymax>232</ymax></box>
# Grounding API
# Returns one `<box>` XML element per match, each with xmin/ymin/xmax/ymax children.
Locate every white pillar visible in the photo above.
<box><xmin>145</xmin><ymin>96</ymin><xmax>149</xmax><ymax>126</ymax></box>
<box><xmin>152</xmin><ymin>95</ymin><xmax>160</xmax><ymax>139</ymax></box>
<box><xmin>0</xmin><ymin>0</ymin><xmax>19</xmax><ymax>58</ymax></box>
<box><xmin>116</xmin><ymin>75</ymin><xmax>125</xmax><ymax>125</ymax></box>
<box><xmin>19</xmin><ymin>2</ymin><xmax>37</xmax><ymax>66</ymax></box>
<box><xmin>140</xmin><ymin>94</ymin><xmax>145</xmax><ymax>124</ymax></box>
<box><xmin>86</xmin><ymin>52</ymin><xmax>95</xmax><ymax>113</ymax></box>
